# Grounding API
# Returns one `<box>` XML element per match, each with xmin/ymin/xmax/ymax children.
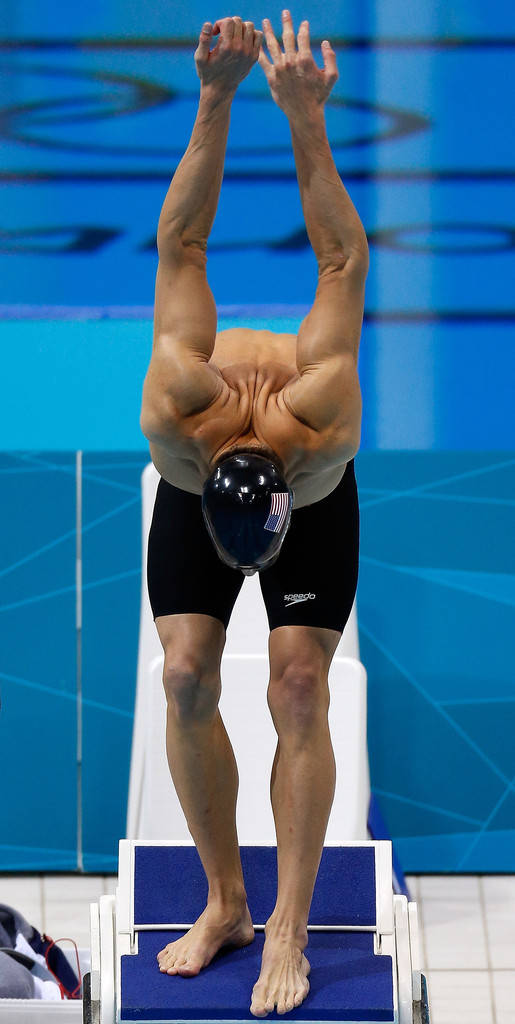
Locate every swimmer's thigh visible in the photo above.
<box><xmin>147</xmin><ymin>477</ymin><xmax>245</xmax><ymax>646</ymax></box>
<box><xmin>259</xmin><ymin>459</ymin><xmax>359</xmax><ymax>635</ymax></box>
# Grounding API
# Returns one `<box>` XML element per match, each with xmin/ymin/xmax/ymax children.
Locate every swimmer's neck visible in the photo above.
<box><xmin>212</xmin><ymin>441</ymin><xmax>285</xmax><ymax>474</ymax></box>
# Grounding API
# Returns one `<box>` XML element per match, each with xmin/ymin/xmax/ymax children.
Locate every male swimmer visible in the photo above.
<box><xmin>140</xmin><ymin>12</ymin><xmax>368</xmax><ymax>1018</ymax></box>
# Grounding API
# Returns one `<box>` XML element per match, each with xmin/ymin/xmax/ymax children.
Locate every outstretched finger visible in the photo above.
<box><xmin>297</xmin><ymin>20</ymin><xmax>311</xmax><ymax>56</ymax></box>
<box><xmin>281</xmin><ymin>10</ymin><xmax>296</xmax><ymax>56</ymax></box>
<box><xmin>262</xmin><ymin>18</ymin><xmax>282</xmax><ymax>62</ymax></box>
<box><xmin>321</xmin><ymin>40</ymin><xmax>339</xmax><ymax>84</ymax></box>
<box><xmin>257</xmin><ymin>46</ymin><xmax>273</xmax><ymax>75</ymax></box>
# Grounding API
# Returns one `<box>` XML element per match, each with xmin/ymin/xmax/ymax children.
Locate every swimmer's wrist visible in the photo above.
<box><xmin>199</xmin><ymin>83</ymin><xmax>236</xmax><ymax>111</ymax></box>
<box><xmin>288</xmin><ymin>104</ymin><xmax>326</xmax><ymax>135</ymax></box>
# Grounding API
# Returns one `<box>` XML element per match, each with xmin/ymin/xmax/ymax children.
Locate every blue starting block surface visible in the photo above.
<box><xmin>134</xmin><ymin>846</ymin><xmax>377</xmax><ymax>927</ymax></box>
<box><xmin>120</xmin><ymin>930</ymin><xmax>394</xmax><ymax>1022</ymax></box>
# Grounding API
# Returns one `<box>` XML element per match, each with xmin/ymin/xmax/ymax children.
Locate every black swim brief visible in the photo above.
<box><xmin>147</xmin><ymin>459</ymin><xmax>359</xmax><ymax>635</ymax></box>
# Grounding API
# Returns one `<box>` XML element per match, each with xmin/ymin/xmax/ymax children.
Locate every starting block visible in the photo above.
<box><xmin>84</xmin><ymin>840</ymin><xmax>430</xmax><ymax>1024</ymax></box>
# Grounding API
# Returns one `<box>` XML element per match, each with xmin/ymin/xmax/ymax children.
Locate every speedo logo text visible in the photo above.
<box><xmin>283</xmin><ymin>593</ymin><xmax>317</xmax><ymax>607</ymax></box>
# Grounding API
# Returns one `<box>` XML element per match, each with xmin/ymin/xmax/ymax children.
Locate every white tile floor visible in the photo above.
<box><xmin>0</xmin><ymin>873</ymin><xmax>514</xmax><ymax>1022</ymax></box>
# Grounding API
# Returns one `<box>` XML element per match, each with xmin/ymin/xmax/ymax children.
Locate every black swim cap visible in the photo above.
<box><xmin>202</xmin><ymin>453</ymin><xmax>293</xmax><ymax>575</ymax></box>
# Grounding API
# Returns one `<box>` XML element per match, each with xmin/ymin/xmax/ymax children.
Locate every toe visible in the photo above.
<box><xmin>164</xmin><ymin>954</ymin><xmax>179</xmax><ymax>974</ymax></box>
<box><xmin>292</xmin><ymin>980</ymin><xmax>310</xmax><ymax>1006</ymax></box>
<box><xmin>177</xmin><ymin>956</ymin><xmax>202</xmax><ymax>977</ymax></box>
<box><xmin>250</xmin><ymin>1003</ymin><xmax>268</xmax><ymax>1018</ymax></box>
<box><xmin>250</xmin><ymin>989</ymin><xmax>269</xmax><ymax>1017</ymax></box>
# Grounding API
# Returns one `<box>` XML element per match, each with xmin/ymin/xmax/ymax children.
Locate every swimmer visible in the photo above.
<box><xmin>140</xmin><ymin>12</ymin><xmax>368</xmax><ymax>1017</ymax></box>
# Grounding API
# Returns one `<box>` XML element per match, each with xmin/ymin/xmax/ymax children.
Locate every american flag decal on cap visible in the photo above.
<box><xmin>264</xmin><ymin>492</ymin><xmax>291</xmax><ymax>533</ymax></box>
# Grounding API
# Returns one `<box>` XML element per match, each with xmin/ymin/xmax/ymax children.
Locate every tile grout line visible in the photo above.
<box><xmin>479</xmin><ymin>875</ymin><xmax>498</xmax><ymax>1024</ymax></box>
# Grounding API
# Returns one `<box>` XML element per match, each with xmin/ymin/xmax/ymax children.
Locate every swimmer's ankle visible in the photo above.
<box><xmin>207</xmin><ymin>880</ymin><xmax>248</xmax><ymax>912</ymax></box>
<box><xmin>264</xmin><ymin>911</ymin><xmax>308</xmax><ymax>947</ymax></box>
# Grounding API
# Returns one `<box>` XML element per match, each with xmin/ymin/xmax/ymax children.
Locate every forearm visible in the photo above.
<box><xmin>157</xmin><ymin>85</ymin><xmax>233</xmax><ymax>250</ymax></box>
<box><xmin>289</xmin><ymin>107</ymin><xmax>368</xmax><ymax>273</ymax></box>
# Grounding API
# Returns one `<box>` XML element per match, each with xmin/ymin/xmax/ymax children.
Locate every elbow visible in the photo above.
<box><xmin>343</xmin><ymin>426</ymin><xmax>361</xmax><ymax>461</ymax></box>
<box><xmin>341</xmin><ymin>408</ymin><xmax>362</xmax><ymax>462</ymax></box>
<box><xmin>140</xmin><ymin>400</ymin><xmax>176</xmax><ymax>444</ymax></box>
<box><xmin>157</xmin><ymin>221</ymin><xmax>207</xmax><ymax>259</ymax></box>
<box><xmin>140</xmin><ymin>410</ymin><xmax>161</xmax><ymax>443</ymax></box>
<box><xmin>156</xmin><ymin>226</ymin><xmax>184</xmax><ymax>262</ymax></box>
<box><xmin>345</xmin><ymin>236</ymin><xmax>369</xmax><ymax>275</ymax></box>
<box><xmin>335</xmin><ymin>435</ymin><xmax>360</xmax><ymax>466</ymax></box>
<box><xmin>349</xmin><ymin>437</ymin><xmax>361</xmax><ymax>460</ymax></box>
<box><xmin>318</xmin><ymin>239</ymin><xmax>369</xmax><ymax>279</ymax></box>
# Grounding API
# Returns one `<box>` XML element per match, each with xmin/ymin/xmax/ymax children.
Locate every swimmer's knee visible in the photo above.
<box><xmin>267</xmin><ymin>662</ymin><xmax>329</xmax><ymax>732</ymax></box>
<box><xmin>163</xmin><ymin>656</ymin><xmax>221</xmax><ymax>724</ymax></box>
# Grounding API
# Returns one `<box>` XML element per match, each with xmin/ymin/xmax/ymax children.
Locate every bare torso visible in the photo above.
<box><xmin>148</xmin><ymin>327</ymin><xmax>351</xmax><ymax>509</ymax></box>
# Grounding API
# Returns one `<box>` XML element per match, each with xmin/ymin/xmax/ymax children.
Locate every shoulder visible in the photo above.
<box><xmin>282</xmin><ymin>355</ymin><xmax>361</xmax><ymax>436</ymax></box>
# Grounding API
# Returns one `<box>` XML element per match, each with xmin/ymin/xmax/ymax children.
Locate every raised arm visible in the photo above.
<box><xmin>259</xmin><ymin>15</ymin><xmax>368</xmax><ymax>446</ymax></box>
<box><xmin>140</xmin><ymin>18</ymin><xmax>263</xmax><ymax>438</ymax></box>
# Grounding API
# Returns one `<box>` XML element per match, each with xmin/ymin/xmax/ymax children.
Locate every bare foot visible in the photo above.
<box><xmin>157</xmin><ymin>901</ymin><xmax>254</xmax><ymax>977</ymax></box>
<box><xmin>250</xmin><ymin>932</ymin><xmax>311</xmax><ymax>1017</ymax></box>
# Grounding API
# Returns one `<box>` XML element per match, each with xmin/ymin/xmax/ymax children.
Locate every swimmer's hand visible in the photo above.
<box><xmin>195</xmin><ymin>17</ymin><xmax>263</xmax><ymax>98</ymax></box>
<box><xmin>259</xmin><ymin>13</ymin><xmax>338</xmax><ymax>118</ymax></box>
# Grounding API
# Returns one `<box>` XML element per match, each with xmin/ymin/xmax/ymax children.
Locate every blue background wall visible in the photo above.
<box><xmin>0</xmin><ymin>0</ymin><xmax>514</xmax><ymax>872</ymax></box>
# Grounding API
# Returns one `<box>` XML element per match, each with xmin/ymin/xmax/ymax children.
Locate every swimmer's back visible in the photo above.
<box><xmin>144</xmin><ymin>325</ymin><xmax>358</xmax><ymax>509</ymax></box>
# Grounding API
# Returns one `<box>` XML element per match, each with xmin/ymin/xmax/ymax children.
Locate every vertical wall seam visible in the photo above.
<box><xmin>39</xmin><ymin>875</ymin><xmax>45</xmax><ymax>933</ymax></box>
<box><xmin>76</xmin><ymin>451</ymin><xmax>83</xmax><ymax>872</ymax></box>
<box><xmin>479</xmin><ymin>876</ymin><xmax>498</xmax><ymax>1023</ymax></box>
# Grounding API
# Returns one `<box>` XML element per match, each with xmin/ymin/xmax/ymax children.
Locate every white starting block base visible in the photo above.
<box><xmin>84</xmin><ymin>840</ymin><xmax>430</xmax><ymax>1024</ymax></box>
